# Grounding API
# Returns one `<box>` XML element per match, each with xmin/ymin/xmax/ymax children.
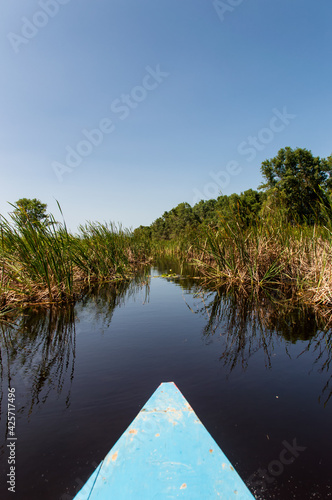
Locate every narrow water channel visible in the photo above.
<box><xmin>0</xmin><ymin>260</ymin><xmax>331</xmax><ymax>499</ymax></box>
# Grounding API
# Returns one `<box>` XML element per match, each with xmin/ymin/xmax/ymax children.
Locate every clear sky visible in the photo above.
<box><xmin>1</xmin><ymin>0</ymin><xmax>331</xmax><ymax>232</ymax></box>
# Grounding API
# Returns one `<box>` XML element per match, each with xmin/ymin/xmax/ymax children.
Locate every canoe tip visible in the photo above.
<box><xmin>159</xmin><ymin>381</ymin><xmax>180</xmax><ymax>390</ymax></box>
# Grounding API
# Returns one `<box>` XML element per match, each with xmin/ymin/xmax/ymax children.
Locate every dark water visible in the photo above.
<box><xmin>0</xmin><ymin>260</ymin><xmax>331</xmax><ymax>499</ymax></box>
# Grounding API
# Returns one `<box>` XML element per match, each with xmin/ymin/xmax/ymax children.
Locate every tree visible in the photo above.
<box><xmin>13</xmin><ymin>198</ymin><xmax>49</xmax><ymax>226</ymax></box>
<box><xmin>193</xmin><ymin>199</ymin><xmax>217</xmax><ymax>223</ymax></box>
<box><xmin>133</xmin><ymin>225</ymin><xmax>152</xmax><ymax>239</ymax></box>
<box><xmin>150</xmin><ymin>203</ymin><xmax>199</xmax><ymax>240</ymax></box>
<box><xmin>259</xmin><ymin>147</ymin><xmax>332</xmax><ymax>223</ymax></box>
<box><xmin>234</xmin><ymin>189</ymin><xmax>264</xmax><ymax>227</ymax></box>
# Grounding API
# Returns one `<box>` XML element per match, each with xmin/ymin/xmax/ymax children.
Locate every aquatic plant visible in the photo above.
<box><xmin>0</xmin><ymin>207</ymin><xmax>150</xmax><ymax>308</ymax></box>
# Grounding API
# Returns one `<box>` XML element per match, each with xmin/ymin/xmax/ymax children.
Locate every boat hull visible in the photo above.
<box><xmin>74</xmin><ymin>382</ymin><xmax>255</xmax><ymax>499</ymax></box>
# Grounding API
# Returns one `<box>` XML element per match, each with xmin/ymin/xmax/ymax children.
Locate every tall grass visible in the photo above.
<box><xmin>2</xmin><ymin>202</ymin><xmax>332</xmax><ymax>313</ymax></box>
<box><xmin>192</xmin><ymin>210</ymin><xmax>332</xmax><ymax>309</ymax></box>
<box><xmin>193</xmin><ymin>218</ymin><xmax>287</xmax><ymax>287</ymax></box>
<box><xmin>0</xmin><ymin>210</ymin><xmax>151</xmax><ymax>308</ymax></box>
<box><xmin>1</xmin><ymin>210</ymin><xmax>74</xmax><ymax>303</ymax></box>
<box><xmin>72</xmin><ymin>222</ymin><xmax>132</xmax><ymax>282</ymax></box>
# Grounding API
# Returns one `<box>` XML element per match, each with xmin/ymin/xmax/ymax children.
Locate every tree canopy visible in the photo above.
<box><xmin>138</xmin><ymin>147</ymin><xmax>332</xmax><ymax>239</ymax></box>
<box><xmin>12</xmin><ymin>198</ymin><xmax>49</xmax><ymax>226</ymax></box>
<box><xmin>136</xmin><ymin>190</ymin><xmax>266</xmax><ymax>241</ymax></box>
<box><xmin>260</xmin><ymin>147</ymin><xmax>332</xmax><ymax>223</ymax></box>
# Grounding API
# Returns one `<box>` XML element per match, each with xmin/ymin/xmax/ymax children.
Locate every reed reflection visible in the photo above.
<box><xmin>300</xmin><ymin>329</ymin><xmax>332</xmax><ymax>407</ymax></box>
<box><xmin>0</xmin><ymin>275</ymin><xmax>151</xmax><ymax>423</ymax></box>
<box><xmin>195</xmin><ymin>287</ymin><xmax>332</xmax><ymax>406</ymax></box>
<box><xmin>78</xmin><ymin>274</ymin><xmax>151</xmax><ymax>328</ymax></box>
<box><xmin>0</xmin><ymin>306</ymin><xmax>76</xmax><ymax>417</ymax></box>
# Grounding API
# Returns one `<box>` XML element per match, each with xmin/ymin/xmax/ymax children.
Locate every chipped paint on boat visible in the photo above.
<box><xmin>74</xmin><ymin>382</ymin><xmax>255</xmax><ymax>499</ymax></box>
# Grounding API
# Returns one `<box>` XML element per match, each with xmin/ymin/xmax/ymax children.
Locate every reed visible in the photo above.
<box><xmin>0</xmin><ymin>211</ymin><xmax>151</xmax><ymax>308</ymax></box>
<box><xmin>0</xmin><ymin>210</ymin><xmax>74</xmax><ymax>303</ymax></box>
<box><xmin>191</xmin><ymin>211</ymin><xmax>332</xmax><ymax>308</ymax></box>
<box><xmin>2</xmin><ymin>202</ymin><xmax>332</xmax><ymax>313</ymax></box>
<box><xmin>72</xmin><ymin>222</ymin><xmax>130</xmax><ymax>281</ymax></box>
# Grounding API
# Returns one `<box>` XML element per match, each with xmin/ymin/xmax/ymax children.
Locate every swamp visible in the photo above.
<box><xmin>0</xmin><ymin>255</ymin><xmax>331</xmax><ymax>499</ymax></box>
<box><xmin>1</xmin><ymin>171</ymin><xmax>332</xmax><ymax>499</ymax></box>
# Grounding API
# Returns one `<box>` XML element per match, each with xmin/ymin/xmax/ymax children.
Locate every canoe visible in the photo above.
<box><xmin>74</xmin><ymin>382</ymin><xmax>255</xmax><ymax>499</ymax></box>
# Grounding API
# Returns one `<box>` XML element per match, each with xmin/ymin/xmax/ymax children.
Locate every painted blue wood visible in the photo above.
<box><xmin>74</xmin><ymin>382</ymin><xmax>255</xmax><ymax>499</ymax></box>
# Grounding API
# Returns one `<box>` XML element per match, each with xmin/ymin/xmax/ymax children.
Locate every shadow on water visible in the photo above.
<box><xmin>149</xmin><ymin>258</ymin><xmax>332</xmax><ymax>408</ymax></box>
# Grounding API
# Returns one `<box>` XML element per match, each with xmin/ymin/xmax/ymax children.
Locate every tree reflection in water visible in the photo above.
<box><xmin>78</xmin><ymin>275</ymin><xmax>150</xmax><ymax>329</ymax></box>
<box><xmin>192</xmin><ymin>286</ymin><xmax>332</xmax><ymax>406</ymax></box>
<box><xmin>0</xmin><ymin>274</ymin><xmax>150</xmax><ymax>423</ymax></box>
<box><xmin>0</xmin><ymin>306</ymin><xmax>76</xmax><ymax>418</ymax></box>
<box><xmin>0</xmin><ymin>272</ymin><xmax>330</xmax><ymax>426</ymax></box>
<box><xmin>300</xmin><ymin>329</ymin><xmax>332</xmax><ymax>407</ymax></box>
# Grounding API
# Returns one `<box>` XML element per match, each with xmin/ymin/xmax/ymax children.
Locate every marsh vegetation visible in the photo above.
<box><xmin>1</xmin><ymin>148</ymin><xmax>332</xmax><ymax>317</ymax></box>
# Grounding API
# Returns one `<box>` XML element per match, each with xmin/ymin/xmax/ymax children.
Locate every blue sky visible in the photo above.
<box><xmin>1</xmin><ymin>0</ymin><xmax>331</xmax><ymax>231</ymax></box>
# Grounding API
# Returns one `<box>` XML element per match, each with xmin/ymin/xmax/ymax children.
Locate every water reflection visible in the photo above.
<box><xmin>79</xmin><ymin>275</ymin><xmax>151</xmax><ymax>328</ymax></box>
<box><xmin>0</xmin><ymin>306</ymin><xmax>76</xmax><ymax>418</ymax></box>
<box><xmin>0</xmin><ymin>268</ymin><xmax>331</xmax><ymax>424</ymax></box>
<box><xmin>0</xmin><ymin>275</ymin><xmax>151</xmax><ymax>424</ymax></box>
<box><xmin>301</xmin><ymin>330</ymin><xmax>332</xmax><ymax>407</ymax></box>
<box><xmin>145</xmin><ymin>258</ymin><xmax>332</xmax><ymax>408</ymax></box>
<box><xmin>193</xmin><ymin>287</ymin><xmax>332</xmax><ymax>406</ymax></box>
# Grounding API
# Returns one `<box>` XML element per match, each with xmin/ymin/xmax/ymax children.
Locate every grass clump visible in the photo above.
<box><xmin>191</xmin><ymin>209</ymin><xmax>332</xmax><ymax>309</ymax></box>
<box><xmin>0</xmin><ymin>208</ymin><xmax>151</xmax><ymax>309</ymax></box>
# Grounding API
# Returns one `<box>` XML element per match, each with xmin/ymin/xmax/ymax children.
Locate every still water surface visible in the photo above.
<box><xmin>0</xmin><ymin>260</ymin><xmax>331</xmax><ymax>499</ymax></box>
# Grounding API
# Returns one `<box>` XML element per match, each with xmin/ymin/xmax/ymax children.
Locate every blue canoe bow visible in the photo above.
<box><xmin>74</xmin><ymin>382</ymin><xmax>255</xmax><ymax>499</ymax></box>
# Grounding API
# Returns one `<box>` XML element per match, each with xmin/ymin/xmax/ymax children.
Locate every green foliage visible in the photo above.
<box><xmin>12</xmin><ymin>198</ymin><xmax>49</xmax><ymax>226</ymax></box>
<box><xmin>193</xmin><ymin>216</ymin><xmax>285</xmax><ymax>287</ymax></box>
<box><xmin>147</xmin><ymin>190</ymin><xmax>264</xmax><ymax>240</ymax></box>
<box><xmin>133</xmin><ymin>225</ymin><xmax>152</xmax><ymax>240</ymax></box>
<box><xmin>150</xmin><ymin>202</ymin><xmax>199</xmax><ymax>239</ymax></box>
<box><xmin>214</xmin><ymin>190</ymin><xmax>265</xmax><ymax>227</ymax></box>
<box><xmin>0</xmin><ymin>208</ymin><xmax>150</xmax><ymax>306</ymax></box>
<box><xmin>2</xmin><ymin>145</ymin><xmax>332</xmax><ymax>309</ymax></box>
<box><xmin>0</xmin><ymin>209</ymin><xmax>74</xmax><ymax>301</ymax></box>
<box><xmin>73</xmin><ymin>222</ymin><xmax>132</xmax><ymax>280</ymax></box>
<box><xmin>192</xmin><ymin>199</ymin><xmax>217</xmax><ymax>223</ymax></box>
<box><xmin>260</xmin><ymin>147</ymin><xmax>332</xmax><ymax>224</ymax></box>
